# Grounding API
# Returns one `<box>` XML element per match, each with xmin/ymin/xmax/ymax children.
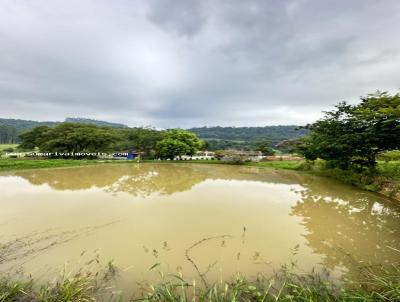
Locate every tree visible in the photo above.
<box><xmin>117</xmin><ymin>127</ymin><xmax>165</xmax><ymax>158</ymax></box>
<box><xmin>156</xmin><ymin>139</ymin><xmax>190</xmax><ymax>160</ymax></box>
<box><xmin>298</xmin><ymin>91</ymin><xmax>400</xmax><ymax>169</ymax></box>
<box><xmin>19</xmin><ymin>126</ymin><xmax>51</xmax><ymax>150</ymax></box>
<box><xmin>254</xmin><ymin>140</ymin><xmax>275</xmax><ymax>155</ymax></box>
<box><xmin>19</xmin><ymin>123</ymin><xmax>120</xmax><ymax>153</ymax></box>
<box><xmin>156</xmin><ymin>129</ymin><xmax>203</xmax><ymax>159</ymax></box>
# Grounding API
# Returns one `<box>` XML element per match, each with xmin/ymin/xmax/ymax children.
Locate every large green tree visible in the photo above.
<box><xmin>19</xmin><ymin>123</ymin><xmax>120</xmax><ymax>153</ymax></box>
<box><xmin>19</xmin><ymin>126</ymin><xmax>51</xmax><ymax>150</ymax></box>
<box><xmin>156</xmin><ymin>129</ymin><xmax>203</xmax><ymax>159</ymax></box>
<box><xmin>299</xmin><ymin>91</ymin><xmax>400</xmax><ymax>169</ymax></box>
<box><xmin>116</xmin><ymin>127</ymin><xmax>165</xmax><ymax>158</ymax></box>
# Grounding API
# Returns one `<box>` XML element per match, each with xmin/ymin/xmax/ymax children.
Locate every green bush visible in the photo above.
<box><xmin>379</xmin><ymin>150</ymin><xmax>400</xmax><ymax>162</ymax></box>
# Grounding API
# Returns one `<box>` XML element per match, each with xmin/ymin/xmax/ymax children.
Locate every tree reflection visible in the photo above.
<box><xmin>14</xmin><ymin>164</ymin><xmax>303</xmax><ymax>197</ymax></box>
<box><xmin>15</xmin><ymin>164</ymin><xmax>207</xmax><ymax>197</ymax></box>
<box><xmin>290</xmin><ymin>180</ymin><xmax>400</xmax><ymax>280</ymax></box>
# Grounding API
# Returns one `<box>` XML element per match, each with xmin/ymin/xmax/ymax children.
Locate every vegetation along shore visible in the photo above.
<box><xmin>1</xmin><ymin>255</ymin><xmax>399</xmax><ymax>301</ymax></box>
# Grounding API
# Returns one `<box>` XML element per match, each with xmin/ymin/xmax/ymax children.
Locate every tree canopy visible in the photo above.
<box><xmin>20</xmin><ymin>123</ymin><xmax>120</xmax><ymax>153</ymax></box>
<box><xmin>298</xmin><ymin>91</ymin><xmax>400</xmax><ymax>169</ymax></box>
<box><xmin>156</xmin><ymin>129</ymin><xmax>204</xmax><ymax>159</ymax></box>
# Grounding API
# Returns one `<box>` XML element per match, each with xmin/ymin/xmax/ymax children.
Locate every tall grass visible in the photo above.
<box><xmin>140</xmin><ymin>263</ymin><xmax>400</xmax><ymax>302</ymax></box>
<box><xmin>1</xmin><ymin>262</ymin><xmax>398</xmax><ymax>302</ymax></box>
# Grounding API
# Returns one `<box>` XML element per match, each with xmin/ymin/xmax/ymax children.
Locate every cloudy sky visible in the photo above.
<box><xmin>0</xmin><ymin>0</ymin><xmax>399</xmax><ymax>127</ymax></box>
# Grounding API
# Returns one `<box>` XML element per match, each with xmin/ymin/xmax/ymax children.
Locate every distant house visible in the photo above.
<box><xmin>221</xmin><ymin>150</ymin><xmax>263</xmax><ymax>162</ymax></box>
<box><xmin>176</xmin><ymin>151</ymin><xmax>215</xmax><ymax>161</ymax></box>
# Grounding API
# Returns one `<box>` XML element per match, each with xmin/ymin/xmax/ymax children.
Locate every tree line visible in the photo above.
<box><xmin>18</xmin><ymin>124</ymin><xmax>204</xmax><ymax>160</ymax></box>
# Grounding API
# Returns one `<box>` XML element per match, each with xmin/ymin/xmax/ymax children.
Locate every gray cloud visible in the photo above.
<box><xmin>0</xmin><ymin>0</ymin><xmax>399</xmax><ymax>127</ymax></box>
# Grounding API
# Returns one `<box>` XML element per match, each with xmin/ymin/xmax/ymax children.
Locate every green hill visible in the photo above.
<box><xmin>0</xmin><ymin>117</ymin><xmax>128</xmax><ymax>144</ymax></box>
<box><xmin>188</xmin><ymin>126</ymin><xmax>308</xmax><ymax>150</ymax></box>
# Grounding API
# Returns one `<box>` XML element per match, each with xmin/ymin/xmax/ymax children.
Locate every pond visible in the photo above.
<box><xmin>0</xmin><ymin>163</ymin><xmax>399</xmax><ymax>295</ymax></box>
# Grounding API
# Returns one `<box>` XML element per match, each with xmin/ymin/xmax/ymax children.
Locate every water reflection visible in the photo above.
<box><xmin>12</xmin><ymin>164</ymin><xmax>304</xmax><ymax>196</ymax></box>
<box><xmin>291</xmin><ymin>184</ymin><xmax>400</xmax><ymax>279</ymax></box>
<box><xmin>1</xmin><ymin>163</ymin><xmax>399</xmax><ymax>286</ymax></box>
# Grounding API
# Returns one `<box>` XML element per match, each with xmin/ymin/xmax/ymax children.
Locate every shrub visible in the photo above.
<box><xmin>378</xmin><ymin>150</ymin><xmax>400</xmax><ymax>162</ymax></box>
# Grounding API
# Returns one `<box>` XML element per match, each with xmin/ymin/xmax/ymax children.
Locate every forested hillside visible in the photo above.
<box><xmin>0</xmin><ymin>118</ymin><xmax>127</xmax><ymax>143</ymax></box>
<box><xmin>65</xmin><ymin>118</ymin><xmax>128</xmax><ymax>128</ymax></box>
<box><xmin>188</xmin><ymin>126</ymin><xmax>308</xmax><ymax>150</ymax></box>
<box><xmin>0</xmin><ymin>119</ymin><xmax>57</xmax><ymax>144</ymax></box>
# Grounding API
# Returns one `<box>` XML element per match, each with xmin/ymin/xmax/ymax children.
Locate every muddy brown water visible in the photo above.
<box><xmin>0</xmin><ymin>163</ymin><xmax>399</xmax><ymax>295</ymax></box>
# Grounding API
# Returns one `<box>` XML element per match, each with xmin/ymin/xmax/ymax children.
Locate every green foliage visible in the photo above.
<box><xmin>247</xmin><ymin>160</ymin><xmax>303</xmax><ymax>170</ymax></box>
<box><xmin>275</xmin><ymin>139</ymin><xmax>302</xmax><ymax>154</ymax></box>
<box><xmin>64</xmin><ymin>117</ymin><xmax>127</xmax><ymax>128</ymax></box>
<box><xmin>299</xmin><ymin>91</ymin><xmax>400</xmax><ymax>169</ymax></box>
<box><xmin>0</xmin><ymin>259</ymin><xmax>119</xmax><ymax>302</ymax></box>
<box><xmin>37</xmin><ymin>277</ymin><xmax>95</xmax><ymax>302</ymax></box>
<box><xmin>254</xmin><ymin>140</ymin><xmax>275</xmax><ymax>156</ymax></box>
<box><xmin>156</xmin><ymin>138</ymin><xmax>190</xmax><ymax>160</ymax></box>
<box><xmin>19</xmin><ymin>123</ymin><xmax>120</xmax><ymax>154</ymax></box>
<box><xmin>189</xmin><ymin>126</ymin><xmax>308</xmax><ymax>145</ymax></box>
<box><xmin>297</xmin><ymin>159</ymin><xmax>400</xmax><ymax>198</ymax></box>
<box><xmin>0</xmin><ymin>118</ymin><xmax>57</xmax><ymax>144</ymax></box>
<box><xmin>0</xmin><ymin>278</ymin><xmax>32</xmax><ymax>302</ymax></box>
<box><xmin>19</xmin><ymin>126</ymin><xmax>52</xmax><ymax>150</ymax></box>
<box><xmin>1</xmin><ymin>118</ymin><xmax>309</xmax><ymax>152</ymax></box>
<box><xmin>17</xmin><ymin>123</ymin><xmax>205</xmax><ymax>160</ymax></box>
<box><xmin>116</xmin><ymin>127</ymin><xmax>164</xmax><ymax>158</ymax></box>
<box><xmin>0</xmin><ymin>117</ymin><xmax>127</xmax><ymax>145</ymax></box>
<box><xmin>188</xmin><ymin>126</ymin><xmax>308</xmax><ymax>151</ymax></box>
<box><xmin>379</xmin><ymin>150</ymin><xmax>400</xmax><ymax>162</ymax></box>
<box><xmin>2</xmin><ymin>262</ymin><xmax>399</xmax><ymax>302</ymax></box>
<box><xmin>214</xmin><ymin>150</ymin><xmax>225</xmax><ymax>160</ymax></box>
<box><xmin>0</xmin><ymin>124</ymin><xmax>18</xmax><ymax>144</ymax></box>
<box><xmin>156</xmin><ymin>129</ymin><xmax>203</xmax><ymax>159</ymax></box>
